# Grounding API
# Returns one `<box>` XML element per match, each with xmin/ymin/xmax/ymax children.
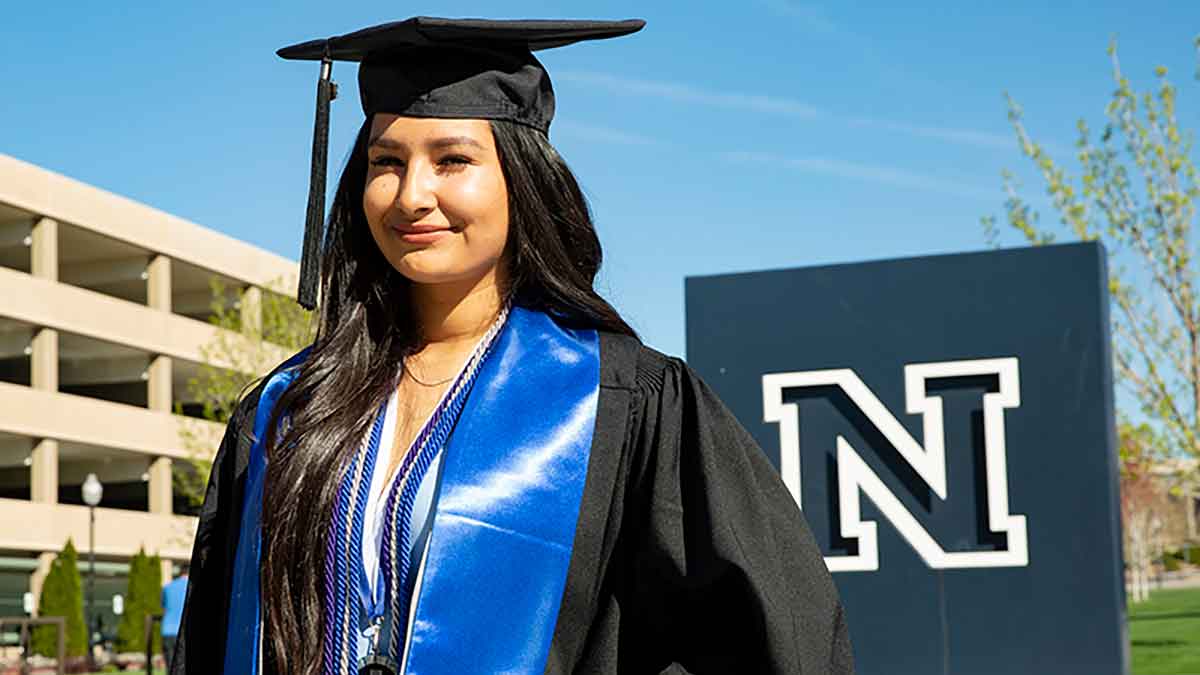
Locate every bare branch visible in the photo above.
<box><xmin>988</xmin><ymin>39</ymin><xmax>1200</xmax><ymax>462</ymax></box>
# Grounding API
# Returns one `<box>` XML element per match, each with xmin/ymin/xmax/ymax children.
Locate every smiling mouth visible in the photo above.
<box><xmin>391</xmin><ymin>225</ymin><xmax>452</xmax><ymax>245</ymax></box>
<box><xmin>392</xmin><ymin>223</ymin><xmax>451</xmax><ymax>234</ymax></box>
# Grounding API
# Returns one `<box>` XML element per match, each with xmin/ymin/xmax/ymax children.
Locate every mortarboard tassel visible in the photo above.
<box><xmin>297</xmin><ymin>50</ymin><xmax>336</xmax><ymax>311</ymax></box>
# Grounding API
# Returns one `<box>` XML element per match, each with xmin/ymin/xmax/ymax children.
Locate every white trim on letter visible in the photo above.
<box><xmin>762</xmin><ymin>358</ymin><xmax>1028</xmax><ymax>572</ymax></box>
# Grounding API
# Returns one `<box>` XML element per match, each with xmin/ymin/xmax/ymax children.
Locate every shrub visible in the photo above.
<box><xmin>32</xmin><ymin>539</ymin><xmax>88</xmax><ymax>657</ymax></box>
<box><xmin>116</xmin><ymin>549</ymin><xmax>164</xmax><ymax>653</ymax></box>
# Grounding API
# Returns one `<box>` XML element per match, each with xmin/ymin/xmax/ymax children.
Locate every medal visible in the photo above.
<box><xmin>357</xmin><ymin>617</ymin><xmax>397</xmax><ymax>675</ymax></box>
<box><xmin>357</xmin><ymin>653</ymin><xmax>399</xmax><ymax>675</ymax></box>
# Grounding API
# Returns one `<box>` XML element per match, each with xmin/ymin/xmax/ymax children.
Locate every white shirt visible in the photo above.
<box><xmin>354</xmin><ymin>383</ymin><xmax>450</xmax><ymax>663</ymax></box>
<box><xmin>360</xmin><ymin>388</ymin><xmax>445</xmax><ymax>601</ymax></box>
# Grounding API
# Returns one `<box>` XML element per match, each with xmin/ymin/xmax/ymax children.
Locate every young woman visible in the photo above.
<box><xmin>172</xmin><ymin>17</ymin><xmax>853</xmax><ymax>675</ymax></box>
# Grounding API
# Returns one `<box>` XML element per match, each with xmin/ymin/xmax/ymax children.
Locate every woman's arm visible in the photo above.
<box><xmin>630</xmin><ymin>355</ymin><xmax>854</xmax><ymax>674</ymax></box>
<box><xmin>170</xmin><ymin>386</ymin><xmax>261</xmax><ymax>674</ymax></box>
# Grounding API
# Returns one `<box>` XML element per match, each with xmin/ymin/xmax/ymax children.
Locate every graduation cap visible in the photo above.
<box><xmin>277</xmin><ymin>17</ymin><xmax>647</xmax><ymax>310</ymax></box>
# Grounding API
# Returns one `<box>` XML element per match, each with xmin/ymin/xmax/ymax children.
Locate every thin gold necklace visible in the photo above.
<box><xmin>403</xmin><ymin>364</ymin><xmax>455</xmax><ymax>387</ymax></box>
<box><xmin>404</xmin><ymin>304</ymin><xmax>509</xmax><ymax>387</ymax></box>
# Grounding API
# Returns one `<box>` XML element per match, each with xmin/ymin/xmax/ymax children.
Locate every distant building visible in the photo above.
<box><xmin>1148</xmin><ymin>458</ymin><xmax>1200</xmax><ymax>550</ymax></box>
<box><xmin>0</xmin><ymin>154</ymin><xmax>295</xmax><ymax>635</ymax></box>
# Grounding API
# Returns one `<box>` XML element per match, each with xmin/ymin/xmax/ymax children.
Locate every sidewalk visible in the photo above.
<box><xmin>1146</xmin><ymin>570</ymin><xmax>1200</xmax><ymax>590</ymax></box>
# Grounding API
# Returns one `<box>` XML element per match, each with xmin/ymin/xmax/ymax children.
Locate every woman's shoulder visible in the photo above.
<box><xmin>230</xmin><ymin>379</ymin><xmax>267</xmax><ymax>426</ymax></box>
<box><xmin>220</xmin><ymin>350</ymin><xmax>303</xmax><ymax>439</ymax></box>
<box><xmin>596</xmin><ymin>330</ymin><xmax>687</xmax><ymax>396</ymax></box>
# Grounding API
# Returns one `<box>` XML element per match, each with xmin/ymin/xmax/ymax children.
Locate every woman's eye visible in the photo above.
<box><xmin>369</xmin><ymin>155</ymin><xmax>469</xmax><ymax>170</ymax></box>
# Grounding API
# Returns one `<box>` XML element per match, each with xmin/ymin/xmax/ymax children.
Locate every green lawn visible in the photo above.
<box><xmin>1131</xmin><ymin>586</ymin><xmax>1200</xmax><ymax>675</ymax></box>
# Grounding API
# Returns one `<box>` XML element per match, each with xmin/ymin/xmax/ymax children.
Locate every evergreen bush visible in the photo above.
<box><xmin>115</xmin><ymin>550</ymin><xmax>144</xmax><ymax>652</ymax></box>
<box><xmin>32</xmin><ymin>539</ymin><xmax>88</xmax><ymax>657</ymax></box>
<box><xmin>146</xmin><ymin>552</ymin><xmax>164</xmax><ymax>654</ymax></box>
<box><xmin>116</xmin><ymin>549</ymin><xmax>164</xmax><ymax>653</ymax></box>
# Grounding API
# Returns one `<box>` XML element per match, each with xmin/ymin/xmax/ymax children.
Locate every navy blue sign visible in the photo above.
<box><xmin>685</xmin><ymin>243</ymin><xmax>1127</xmax><ymax>675</ymax></box>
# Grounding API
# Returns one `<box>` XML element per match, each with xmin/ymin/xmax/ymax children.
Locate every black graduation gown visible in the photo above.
<box><xmin>171</xmin><ymin>331</ymin><xmax>854</xmax><ymax>674</ymax></box>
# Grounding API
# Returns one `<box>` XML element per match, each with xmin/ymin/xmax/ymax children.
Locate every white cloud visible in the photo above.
<box><xmin>723</xmin><ymin>151</ymin><xmax>995</xmax><ymax>199</ymax></box>
<box><xmin>552</xmin><ymin>121</ymin><xmax>665</xmax><ymax>147</ymax></box>
<box><xmin>848</xmin><ymin>117</ymin><xmax>1016</xmax><ymax>151</ymax></box>
<box><xmin>556</xmin><ymin>70</ymin><xmax>1027</xmax><ymax>155</ymax></box>
<box><xmin>555</xmin><ymin>70</ymin><xmax>822</xmax><ymax>119</ymax></box>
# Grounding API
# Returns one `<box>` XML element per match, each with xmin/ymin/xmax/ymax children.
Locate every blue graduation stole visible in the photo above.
<box><xmin>223</xmin><ymin>306</ymin><xmax>600</xmax><ymax>674</ymax></box>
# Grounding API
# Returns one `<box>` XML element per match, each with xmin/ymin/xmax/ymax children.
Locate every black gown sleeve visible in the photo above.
<box><xmin>628</xmin><ymin>352</ymin><xmax>854</xmax><ymax>674</ymax></box>
<box><xmin>171</xmin><ymin>384</ymin><xmax>262</xmax><ymax>675</ymax></box>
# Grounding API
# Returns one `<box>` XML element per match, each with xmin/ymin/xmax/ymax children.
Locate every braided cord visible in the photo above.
<box><xmin>340</xmin><ymin>410</ymin><xmax>385</xmax><ymax>673</ymax></box>
<box><xmin>322</xmin><ymin>405</ymin><xmax>385</xmax><ymax>674</ymax></box>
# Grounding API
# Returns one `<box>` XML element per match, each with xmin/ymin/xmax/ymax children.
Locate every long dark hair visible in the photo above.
<box><xmin>259</xmin><ymin>117</ymin><xmax>637</xmax><ymax>674</ymax></box>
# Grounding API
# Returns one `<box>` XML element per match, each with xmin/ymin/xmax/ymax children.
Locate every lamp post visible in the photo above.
<box><xmin>81</xmin><ymin>473</ymin><xmax>103</xmax><ymax>670</ymax></box>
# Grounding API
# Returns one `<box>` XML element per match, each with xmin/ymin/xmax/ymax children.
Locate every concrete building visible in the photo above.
<box><xmin>1149</xmin><ymin>458</ymin><xmax>1200</xmax><ymax>550</ymax></box>
<box><xmin>0</xmin><ymin>153</ymin><xmax>296</xmax><ymax>635</ymax></box>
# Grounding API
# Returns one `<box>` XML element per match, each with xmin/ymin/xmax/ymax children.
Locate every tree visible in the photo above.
<box><xmin>1120</xmin><ymin>423</ymin><xmax>1170</xmax><ymax>602</ymax></box>
<box><xmin>146</xmin><ymin>552</ymin><xmax>164</xmax><ymax>655</ymax></box>
<box><xmin>115</xmin><ymin>549</ymin><xmax>143</xmax><ymax>652</ymax></box>
<box><xmin>115</xmin><ymin>548</ymin><xmax>164</xmax><ymax>653</ymax></box>
<box><xmin>175</xmin><ymin>278</ymin><xmax>313</xmax><ymax>506</ymax></box>
<box><xmin>32</xmin><ymin>539</ymin><xmax>87</xmax><ymax>658</ymax></box>
<box><xmin>984</xmin><ymin>38</ymin><xmax>1200</xmax><ymax>469</ymax></box>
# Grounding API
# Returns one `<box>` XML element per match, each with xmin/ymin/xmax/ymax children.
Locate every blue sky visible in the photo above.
<box><xmin>3</xmin><ymin>1</ymin><xmax>1198</xmax><ymax>357</ymax></box>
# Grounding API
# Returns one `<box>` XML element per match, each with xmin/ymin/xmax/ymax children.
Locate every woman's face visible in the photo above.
<box><xmin>363</xmin><ymin>114</ymin><xmax>510</xmax><ymax>287</ymax></box>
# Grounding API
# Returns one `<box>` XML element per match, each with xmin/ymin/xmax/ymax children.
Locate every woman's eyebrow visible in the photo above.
<box><xmin>367</xmin><ymin>135</ymin><xmax>485</xmax><ymax>150</ymax></box>
<box><xmin>368</xmin><ymin>134</ymin><xmax>403</xmax><ymax>149</ymax></box>
<box><xmin>428</xmin><ymin>136</ymin><xmax>485</xmax><ymax>150</ymax></box>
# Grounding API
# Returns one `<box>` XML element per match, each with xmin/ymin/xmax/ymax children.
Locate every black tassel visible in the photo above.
<box><xmin>297</xmin><ymin>51</ymin><xmax>336</xmax><ymax>311</ymax></box>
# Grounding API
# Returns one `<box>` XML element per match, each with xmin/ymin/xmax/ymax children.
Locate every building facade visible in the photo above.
<box><xmin>0</xmin><ymin>153</ymin><xmax>295</xmax><ymax>635</ymax></box>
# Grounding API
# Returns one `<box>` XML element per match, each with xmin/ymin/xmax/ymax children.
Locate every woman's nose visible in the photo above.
<box><xmin>395</xmin><ymin>161</ymin><xmax>437</xmax><ymax>217</ymax></box>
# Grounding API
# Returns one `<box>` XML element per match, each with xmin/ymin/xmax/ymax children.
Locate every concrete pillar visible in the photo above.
<box><xmin>30</xmin><ymin>327</ymin><xmax>58</xmax><ymax>504</ymax></box>
<box><xmin>31</xmin><ymin>217</ymin><xmax>57</xmax><ymax>281</ymax></box>
<box><xmin>147</xmin><ymin>254</ymin><xmax>171</xmax><ymax>312</ymax></box>
<box><xmin>147</xmin><ymin>355</ymin><xmax>172</xmax><ymax>412</ymax></box>
<box><xmin>28</xmin><ymin>326</ymin><xmax>57</xmax><ymax>596</ymax></box>
<box><xmin>241</xmin><ymin>286</ymin><xmax>263</xmax><ymax>336</ymax></box>
<box><xmin>147</xmin><ymin>354</ymin><xmax>173</xmax><ymax>515</ymax></box>
<box><xmin>146</xmin><ymin>255</ymin><xmax>175</xmax><ymax>513</ymax></box>
<box><xmin>30</xmin><ymin>328</ymin><xmax>57</xmax><ymax>392</ymax></box>
<box><xmin>29</xmin><ymin>552</ymin><xmax>54</xmax><ymax>617</ymax></box>
<box><xmin>146</xmin><ymin>254</ymin><xmax>173</xmax><ymax>515</ymax></box>
<box><xmin>30</xmin><ymin>439</ymin><xmax>59</xmax><ymax>503</ymax></box>
<box><xmin>148</xmin><ymin>455</ymin><xmax>172</xmax><ymax>515</ymax></box>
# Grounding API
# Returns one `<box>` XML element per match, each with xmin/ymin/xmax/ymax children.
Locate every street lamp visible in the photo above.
<box><xmin>81</xmin><ymin>473</ymin><xmax>102</xmax><ymax>670</ymax></box>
